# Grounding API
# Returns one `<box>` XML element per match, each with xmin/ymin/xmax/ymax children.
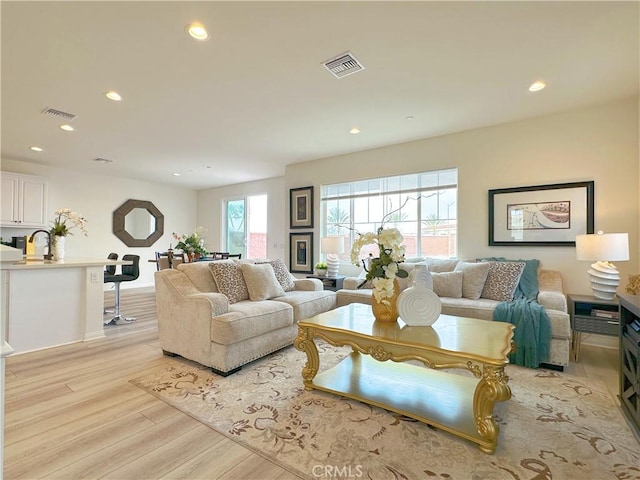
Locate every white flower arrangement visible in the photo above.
<box><xmin>350</xmin><ymin>226</ymin><xmax>408</xmax><ymax>304</ymax></box>
<box><xmin>50</xmin><ymin>208</ymin><xmax>88</xmax><ymax>237</ymax></box>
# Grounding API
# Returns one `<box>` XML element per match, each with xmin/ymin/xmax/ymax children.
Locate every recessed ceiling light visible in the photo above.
<box><xmin>30</xmin><ymin>146</ymin><xmax>43</xmax><ymax>152</ymax></box>
<box><xmin>529</xmin><ymin>81</ymin><xmax>546</xmax><ymax>92</ymax></box>
<box><xmin>349</xmin><ymin>127</ymin><xmax>361</xmax><ymax>135</ymax></box>
<box><xmin>105</xmin><ymin>91</ymin><xmax>122</xmax><ymax>101</ymax></box>
<box><xmin>172</xmin><ymin>172</ymin><xmax>181</xmax><ymax>177</ymax></box>
<box><xmin>187</xmin><ymin>22</ymin><xmax>209</xmax><ymax>41</ymax></box>
<box><xmin>60</xmin><ymin>124</ymin><xmax>74</xmax><ymax>131</ymax></box>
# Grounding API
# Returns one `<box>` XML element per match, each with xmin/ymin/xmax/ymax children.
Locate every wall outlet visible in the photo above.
<box><xmin>90</xmin><ymin>272</ymin><xmax>99</xmax><ymax>283</ymax></box>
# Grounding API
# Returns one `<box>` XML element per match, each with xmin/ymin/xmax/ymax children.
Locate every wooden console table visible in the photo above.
<box><xmin>295</xmin><ymin>303</ymin><xmax>515</xmax><ymax>454</ymax></box>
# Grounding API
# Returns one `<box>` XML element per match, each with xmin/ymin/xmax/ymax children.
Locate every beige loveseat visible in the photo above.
<box><xmin>336</xmin><ymin>258</ymin><xmax>571</xmax><ymax>369</ymax></box>
<box><xmin>155</xmin><ymin>259</ymin><xmax>336</xmax><ymax>375</ymax></box>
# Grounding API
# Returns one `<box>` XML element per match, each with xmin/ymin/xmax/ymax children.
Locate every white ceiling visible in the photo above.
<box><xmin>2</xmin><ymin>1</ymin><xmax>638</xmax><ymax>190</ymax></box>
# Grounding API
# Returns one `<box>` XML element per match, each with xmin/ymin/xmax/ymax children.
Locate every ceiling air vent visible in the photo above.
<box><xmin>41</xmin><ymin>107</ymin><xmax>77</xmax><ymax>121</ymax></box>
<box><xmin>323</xmin><ymin>51</ymin><xmax>364</xmax><ymax>79</ymax></box>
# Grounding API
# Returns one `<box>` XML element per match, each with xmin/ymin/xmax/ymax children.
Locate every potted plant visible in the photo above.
<box><xmin>172</xmin><ymin>226</ymin><xmax>208</xmax><ymax>261</ymax></box>
<box><xmin>314</xmin><ymin>261</ymin><xmax>328</xmax><ymax>276</ymax></box>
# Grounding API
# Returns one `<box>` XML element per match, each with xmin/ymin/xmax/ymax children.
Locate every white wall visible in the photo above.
<box><xmin>199</xmin><ymin>97</ymin><xmax>639</xmax><ymax>296</ymax></box>
<box><xmin>197</xmin><ymin>176</ymin><xmax>286</xmax><ymax>261</ymax></box>
<box><xmin>0</xmin><ymin>159</ymin><xmax>198</xmax><ymax>288</ymax></box>
<box><xmin>4</xmin><ymin>97</ymin><xmax>638</xmax><ymax>298</ymax></box>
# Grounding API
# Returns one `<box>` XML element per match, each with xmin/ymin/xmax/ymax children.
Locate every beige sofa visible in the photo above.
<box><xmin>336</xmin><ymin>258</ymin><xmax>571</xmax><ymax>369</ymax></box>
<box><xmin>155</xmin><ymin>259</ymin><xmax>336</xmax><ymax>375</ymax></box>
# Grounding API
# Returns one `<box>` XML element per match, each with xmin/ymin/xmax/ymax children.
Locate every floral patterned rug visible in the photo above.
<box><xmin>131</xmin><ymin>343</ymin><xmax>640</xmax><ymax>480</ymax></box>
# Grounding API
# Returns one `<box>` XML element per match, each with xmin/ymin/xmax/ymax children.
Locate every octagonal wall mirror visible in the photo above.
<box><xmin>113</xmin><ymin>199</ymin><xmax>164</xmax><ymax>247</ymax></box>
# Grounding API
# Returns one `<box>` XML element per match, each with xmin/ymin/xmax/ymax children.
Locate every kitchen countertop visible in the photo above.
<box><xmin>1</xmin><ymin>257</ymin><xmax>128</xmax><ymax>270</ymax></box>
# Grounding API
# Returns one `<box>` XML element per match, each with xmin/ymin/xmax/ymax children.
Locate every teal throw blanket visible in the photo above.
<box><xmin>485</xmin><ymin>258</ymin><xmax>552</xmax><ymax>368</ymax></box>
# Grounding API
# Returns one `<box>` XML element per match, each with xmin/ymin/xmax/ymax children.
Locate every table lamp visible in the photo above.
<box><xmin>320</xmin><ymin>236</ymin><xmax>345</xmax><ymax>278</ymax></box>
<box><xmin>576</xmin><ymin>231</ymin><xmax>629</xmax><ymax>300</ymax></box>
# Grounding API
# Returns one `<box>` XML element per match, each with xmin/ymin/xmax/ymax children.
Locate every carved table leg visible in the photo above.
<box><xmin>294</xmin><ymin>326</ymin><xmax>319</xmax><ymax>389</ymax></box>
<box><xmin>473</xmin><ymin>365</ymin><xmax>511</xmax><ymax>454</ymax></box>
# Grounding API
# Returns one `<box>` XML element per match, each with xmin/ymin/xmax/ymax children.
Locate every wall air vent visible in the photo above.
<box><xmin>323</xmin><ymin>51</ymin><xmax>365</xmax><ymax>79</ymax></box>
<box><xmin>41</xmin><ymin>107</ymin><xmax>77</xmax><ymax>121</ymax></box>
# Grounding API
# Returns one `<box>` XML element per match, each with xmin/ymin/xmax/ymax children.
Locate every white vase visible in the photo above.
<box><xmin>398</xmin><ymin>264</ymin><xmax>441</xmax><ymax>326</ymax></box>
<box><xmin>409</xmin><ymin>264</ymin><xmax>433</xmax><ymax>290</ymax></box>
<box><xmin>52</xmin><ymin>235</ymin><xmax>66</xmax><ymax>260</ymax></box>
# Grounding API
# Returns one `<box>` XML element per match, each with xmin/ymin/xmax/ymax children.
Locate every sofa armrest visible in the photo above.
<box><xmin>293</xmin><ymin>278</ymin><xmax>324</xmax><ymax>291</ymax></box>
<box><xmin>537</xmin><ymin>269</ymin><xmax>567</xmax><ymax>313</ymax></box>
<box><xmin>343</xmin><ymin>277</ymin><xmax>365</xmax><ymax>290</ymax></box>
<box><xmin>155</xmin><ymin>270</ymin><xmax>232</xmax><ymax>362</ymax></box>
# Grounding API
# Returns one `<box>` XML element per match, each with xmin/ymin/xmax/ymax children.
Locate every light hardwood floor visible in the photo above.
<box><xmin>3</xmin><ymin>287</ymin><xmax>621</xmax><ymax>480</ymax></box>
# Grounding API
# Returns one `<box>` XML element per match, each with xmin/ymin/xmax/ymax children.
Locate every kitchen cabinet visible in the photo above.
<box><xmin>0</xmin><ymin>172</ymin><xmax>48</xmax><ymax>227</ymax></box>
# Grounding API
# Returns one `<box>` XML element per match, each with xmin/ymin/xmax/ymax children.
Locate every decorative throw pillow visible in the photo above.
<box><xmin>209</xmin><ymin>261</ymin><xmax>249</xmax><ymax>304</ymax></box>
<box><xmin>257</xmin><ymin>259</ymin><xmax>295</xmax><ymax>291</ymax></box>
<box><xmin>424</xmin><ymin>257</ymin><xmax>460</xmax><ymax>273</ymax></box>
<box><xmin>453</xmin><ymin>261</ymin><xmax>491</xmax><ymax>300</ymax></box>
<box><xmin>478</xmin><ymin>257</ymin><xmax>540</xmax><ymax>300</ymax></box>
<box><xmin>240</xmin><ymin>263</ymin><xmax>286</xmax><ymax>301</ymax></box>
<box><xmin>432</xmin><ymin>271</ymin><xmax>463</xmax><ymax>298</ymax></box>
<box><xmin>480</xmin><ymin>261</ymin><xmax>526</xmax><ymax>302</ymax></box>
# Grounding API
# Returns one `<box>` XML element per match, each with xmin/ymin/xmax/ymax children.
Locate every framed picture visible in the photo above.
<box><xmin>290</xmin><ymin>232</ymin><xmax>313</xmax><ymax>273</ymax></box>
<box><xmin>290</xmin><ymin>186</ymin><xmax>314</xmax><ymax>229</ymax></box>
<box><xmin>488</xmin><ymin>181</ymin><xmax>594</xmax><ymax>246</ymax></box>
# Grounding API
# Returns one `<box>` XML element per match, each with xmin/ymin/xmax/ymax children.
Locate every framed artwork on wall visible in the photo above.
<box><xmin>488</xmin><ymin>180</ymin><xmax>594</xmax><ymax>246</ymax></box>
<box><xmin>289</xmin><ymin>232</ymin><xmax>313</xmax><ymax>273</ymax></box>
<box><xmin>290</xmin><ymin>186</ymin><xmax>314</xmax><ymax>229</ymax></box>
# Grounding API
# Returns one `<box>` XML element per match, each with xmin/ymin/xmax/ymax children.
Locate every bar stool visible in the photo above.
<box><xmin>103</xmin><ymin>252</ymin><xmax>118</xmax><ymax>314</ymax></box>
<box><xmin>104</xmin><ymin>254</ymin><xmax>140</xmax><ymax>325</ymax></box>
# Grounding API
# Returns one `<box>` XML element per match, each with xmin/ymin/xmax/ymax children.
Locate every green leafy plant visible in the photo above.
<box><xmin>172</xmin><ymin>226</ymin><xmax>208</xmax><ymax>257</ymax></box>
<box><xmin>314</xmin><ymin>262</ymin><xmax>327</xmax><ymax>270</ymax></box>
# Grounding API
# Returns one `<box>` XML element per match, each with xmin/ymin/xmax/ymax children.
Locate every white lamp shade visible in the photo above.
<box><xmin>575</xmin><ymin>232</ymin><xmax>629</xmax><ymax>261</ymax></box>
<box><xmin>320</xmin><ymin>237</ymin><xmax>345</xmax><ymax>254</ymax></box>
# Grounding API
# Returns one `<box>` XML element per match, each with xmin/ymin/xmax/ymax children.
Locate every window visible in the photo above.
<box><xmin>320</xmin><ymin>169</ymin><xmax>457</xmax><ymax>263</ymax></box>
<box><xmin>224</xmin><ymin>194</ymin><xmax>268</xmax><ymax>258</ymax></box>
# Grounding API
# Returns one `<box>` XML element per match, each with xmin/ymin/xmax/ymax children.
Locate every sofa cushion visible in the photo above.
<box><xmin>454</xmin><ymin>261</ymin><xmax>491</xmax><ymax>300</ymax></box>
<box><xmin>176</xmin><ymin>261</ymin><xmax>219</xmax><ymax>293</ymax></box>
<box><xmin>432</xmin><ymin>271</ymin><xmax>463</xmax><ymax>298</ymax></box>
<box><xmin>215</xmin><ymin>300</ymin><xmax>294</xmax><ymax>344</ymax></box>
<box><xmin>257</xmin><ymin>259</ymin><xmax>296</xmax><ymax>292</ymax></box>
<box><xmin>241</xmin><ymin>263</ymin><xmax>286</xmax><ymax>301</ymax></box>
<box><xmin>209</xmin><ymin>261</ymin><xmax>249</xmax><ymax>304</ymax></box>
<box><xmin>480</xmin><ymin>261</ymin><xmax>526</xmax><ymax>302</ymax></box>
<box><xmin>424</xmin><ymin>257</ymin><xmax>460</xmax><ymax>273</ymax></box>
<box><xmin>274</xmin><ymin>290</ymin><xmax>337</xmax><ymax>322</ymax></box>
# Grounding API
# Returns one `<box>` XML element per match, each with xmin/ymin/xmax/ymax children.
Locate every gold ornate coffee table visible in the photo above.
<box><xmin>294</xmin><ymin>303</ymin><xmax>515</xmax><ymax>454</ymax></box>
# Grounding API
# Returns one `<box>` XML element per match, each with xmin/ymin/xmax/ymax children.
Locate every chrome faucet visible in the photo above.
<box><xmin>29</xmin><ymin>229</ymin><xmax>53</xmax><ymax>260</ymax></box>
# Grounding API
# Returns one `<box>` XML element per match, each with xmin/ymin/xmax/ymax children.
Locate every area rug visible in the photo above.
<box><xmin>131</xmin><ymin>343</ymin><xmax>640</xmax><ymax>480</ymax></box>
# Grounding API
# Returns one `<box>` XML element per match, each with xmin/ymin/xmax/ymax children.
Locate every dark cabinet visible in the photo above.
<box><xmin>617</xmin><ymin>294</ymin><xmax>640</xmax><ymax>437</ymax></box>
<box><xmin>306</xmin><ymin>275</ymin><xmax>345</xmax><ymax>292</ymax></box>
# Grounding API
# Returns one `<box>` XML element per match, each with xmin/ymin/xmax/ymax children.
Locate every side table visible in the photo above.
<box><xmin>567</xmin><ymin>293</ymin><xmax>619</xmax><ymax>361</ymax></box>
<box><xmin>306</xmin><ymin>275</ymin><xmax>345</xmax><ymax>292</ymax></box>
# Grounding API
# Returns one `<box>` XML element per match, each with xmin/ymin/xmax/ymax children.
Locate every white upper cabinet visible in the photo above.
<box><xmin>1</xmin><ymin>172</ymin><xmax>48</xmax><ymax>227</ymax></box>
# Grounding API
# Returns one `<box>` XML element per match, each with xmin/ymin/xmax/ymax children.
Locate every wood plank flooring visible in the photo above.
<box><xmin>3</xmin><ymin>287</ymin><xmax>620</xmax><ymax>480</ymax></box>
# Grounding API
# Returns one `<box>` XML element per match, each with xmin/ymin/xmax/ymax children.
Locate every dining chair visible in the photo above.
<box><xmin>171</xmin><ymin>252</ymin><xmax>186</xmax><ymax>267</ymax></box>
<box><xmin>155</xmin><ymin>251</ymin><xmax>172</xmax><ymax>270</ymax></box>
<box><xmin>212</xmin><ymin>252</ymin><xmax>230</xmax><ymax>260</ymax></box>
